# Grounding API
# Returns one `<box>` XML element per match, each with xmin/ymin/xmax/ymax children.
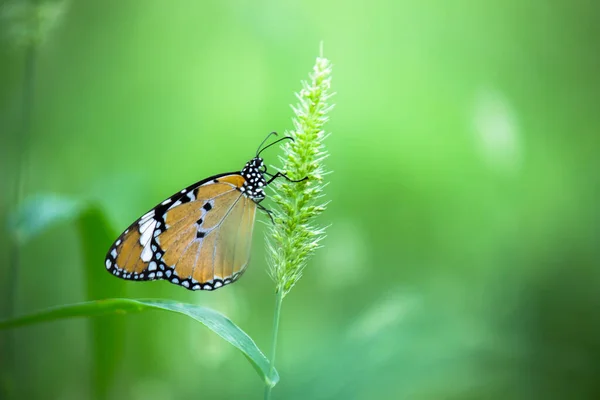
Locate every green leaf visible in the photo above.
<box><xmin>8</xmin><ymin>195</ymin><xmax>279</xmax><ymax>388</ymax></box>
<box><xmin>0</xmin><ymin>298</ymin><xmax>279</xmax><ymax>387</ymax></box>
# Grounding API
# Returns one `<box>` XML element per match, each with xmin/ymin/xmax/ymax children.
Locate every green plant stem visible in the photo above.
<box><xmin>8</xmin><ymin>42</ymin><xmax>37</xmax><ymax>316</ymax></box>
<box><xmin>3</xmin><ymin>42</ymin><xmax>37</xmax><ymax>400</ymax></box>
<box><xmin>264</xmin><ymin>289</ymin><xmax>284</xmax><ymax>400</ymax></box>
<box><xmin>7</xmin><ymin>43</ymin><xmax>36</xmax><ymax>315</ymax></box>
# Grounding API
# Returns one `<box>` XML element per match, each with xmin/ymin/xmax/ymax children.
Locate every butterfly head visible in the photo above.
<box><xmin>240</xmin><ymin>157</ymin><xmax>267</xmax><ymax>201</ymax></box>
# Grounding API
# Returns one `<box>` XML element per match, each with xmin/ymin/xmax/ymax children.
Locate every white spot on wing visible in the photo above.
<box><xmin>141</xmin><ymin>245</ymin><xmax>153</xmax><ymax>262</ymax></box>
<box><xmin>140</xmin><ymin>210</ymin><xmax>155</xmax><ymax>222</ymax></box>
<box><xmin>140</xmin><ymin>220</ymin><xmax>157</xmax><ymax>246</ymax></box>
<box><xmin>161</xmin><ymin>198</ymin><xmax>172</xmax><ymax>205</ymax></box>
<box><xmin>105</xmin><ymin>259</ymin><xmax>112</xmax><ymax>269</ymax></box>
<box><xmin>110</xmin><ymin>249</ymin><xmax>117</xmax><ymax>259</ymax></box>
<box><xmin>148</xmin><ymin>261</ymin><xmax>157</xmax><ymax>271</ymax></box>
<box><xmin>139</xmin><ymin>218</ymin><xmax>154</xmax><ymax>234</ymax></box>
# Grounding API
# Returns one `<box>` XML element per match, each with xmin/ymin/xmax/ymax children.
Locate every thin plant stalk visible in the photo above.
<box><xmin>8</xmin><ymin>41</ymin><xmax>37</xmax><ymax>316</ymax></box>
<box><xmin>263</xmin><ymin>46</ymin><xmax>333</xmax><ymax>399</ymax></box>
<box><xmin>1</xmin><ymin>0</ymin><xmax>67</xmax><ymax>347</ymax></box>
<box><xmin>0</xmin><ymin>0</ymin><xmax>68</xmax><ymax>394</ymax></box>
<box><xmin>264</xmin><ymin>289</ymin><xmax>283</xmax><ymax>400</ymax></box>
<box><xmin>2</xmin><ymin>42</ymin><xmax>37</xmax><ymax>400</ymax></box>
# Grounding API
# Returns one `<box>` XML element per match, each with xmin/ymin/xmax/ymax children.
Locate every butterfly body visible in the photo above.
<box><xmin>239</xmin><ymin>157</ymin><xmax>268</xmax><ymax>201</ymax></box>
<box><xmin>105</xmin><ymin>156</ymin><xmax>269</xmax><ymax>291</ymax></box>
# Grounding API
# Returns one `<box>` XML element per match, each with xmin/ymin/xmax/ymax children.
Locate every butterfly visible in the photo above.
<box><xmin>104</xmin><ymin>132</ymin><xmax>302</xmax><ymax>291</ymax></box>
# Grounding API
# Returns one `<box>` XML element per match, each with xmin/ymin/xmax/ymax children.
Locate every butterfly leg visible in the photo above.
<box><xmin>265</xmin><ymin>171</ymin><xmax>308</xmax><ymax>185</ymax></box>
<box><xmin>256</xmin><ymin>202</ymin><xmax>275</xmax><ymax>224</ymax></box>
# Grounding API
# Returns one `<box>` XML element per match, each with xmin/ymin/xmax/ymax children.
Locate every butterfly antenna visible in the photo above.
<box><xmin>257</xmin><ymin>136</ymin><xmax>294</xmax><ymax>157</ymax></box>
<box><xmin>256</xmin><ymin>131</ymin><xmax>279</xmax><ymax>156</ymax></box>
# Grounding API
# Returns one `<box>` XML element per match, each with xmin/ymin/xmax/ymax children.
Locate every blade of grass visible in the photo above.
<box><xmin>0</xmin><ymin>298</ymin><xmax>279</xmax><ymax>387</ymax></box>
<box><xmin>77</xmin><ymin>206</ymin><xmax>126</xmax><ymax>400</ymax></box>
<box><xmin>3</xmin><ymin>28</ymin><xmax>37</xmax><ymax>400</ymax></box>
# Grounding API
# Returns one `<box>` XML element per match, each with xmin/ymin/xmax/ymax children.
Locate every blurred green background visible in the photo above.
<box><xmin>1</xmin><ymin>0</ymin><xmax>600</xmax><ymax>399</ymax></box>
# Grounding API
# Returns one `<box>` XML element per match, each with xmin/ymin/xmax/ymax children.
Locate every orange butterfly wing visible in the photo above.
<box><xmin>105</xmin><ymin>173</ymin><xmax>257</xmax><ymax>291</ymax></box>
